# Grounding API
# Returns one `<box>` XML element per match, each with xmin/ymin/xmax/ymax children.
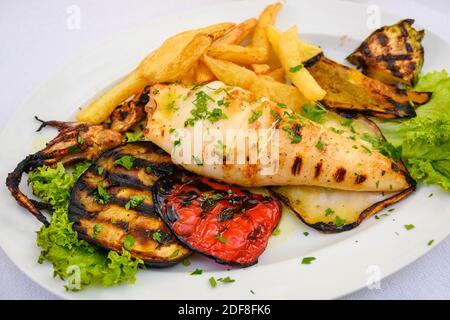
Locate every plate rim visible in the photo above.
<box><xmin>0</xmin><ymin>0</ymin><xmax>449</xmax><ymax>300</ymax></box>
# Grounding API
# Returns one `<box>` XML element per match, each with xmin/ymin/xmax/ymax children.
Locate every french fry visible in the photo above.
<box><xmin>145</xmin><ymin>33</ymin><xmax>212</xmax><ymax>83</ymax></box>
<box><xmin>207</xmin><ymin>45</ymin><xmax>267</xmax><ymax>64</ymax></box>
<box><xmin>76</xmin><ymin>69</ymin><xmax>147</xmax><ymax>124</ymax></box>
<box><xmin>195</xmin><ymin>60</ymin><xmax>216</xmax><ymax>83</ymax></box>
<box><xmin>266</xmin><ymin>67</ymin><xmax>285</xmax><ymax>82</ymax></box>
<box><xmin>77</xmin><ymin>23</ymin><xmax>234</xmax><ymax>124</ymax></box>
<box><xmin>180</xmin><ymin>62</ymin><xmax>198</xmax><ymax>86</ymax></box>
<box><xmin>250</xmin><ymin>63</ymin><xmax>271</xmax><ymax>75</ymax></box>
<box><xmin>212</xmin><ymin>18</ymin><xmax>257</xmax><ymax>46</ymax></box>
<box><xmin>267</xmin><ymin>25</ymin><xmax>326</xmax><ymax>101</ymax></box>
<box><xmin>204</xmin><ymin>55</ymin><xmax>309</xmax><ymax>109</ymax></box>
<box><xmin>251</xmin><ymin>2</ymin><xmax>282</xmax><ymax>60</ymax></box>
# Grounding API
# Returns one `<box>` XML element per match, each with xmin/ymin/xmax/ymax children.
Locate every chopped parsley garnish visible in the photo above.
<box><xmin>77</xmin><ymin>134</ymin><xmax>84</xmax><ymax>145</ymax></box>
<box><xmin>277</xmin><ymin>102</ymin><xmax>287</xmax><ymax>108</ymax></box>
<box><xmin>125</xmin><ymin>131</ymin><xmax>143</xmax><ymax>142</ymax></box>
<box><xmin>270</xmin><ymin>109</ymin><xmax>282</xmax><ymax>122</ymax></box>
<box><xmin>301</xmin><ymin>103</ymin><xmax>327</xmax><ymax>123</ymax></box>
<box><xmin>93</xmin><ymin>224</ymin><xmax>103</xmax><ymax>238</ymax></box>
<box><xmin>388</xmin><ymin>208</ymin><xmax>395</xmax><ymax>212</ymax></box>
<box><xmin>152</xmin><ymin>231</ymin><xmax>162</xmax><ymax>243</ymax></box>
<box><xmin>325</xmin><ymin>208</ymin><xmax>334</xmax><ymax>216</ymax></box>
<box><xmin>330</xmin><ymin>127</ymin><xmax>344</xmax><ymax>134</ymax></box>
<box><xmin>282</xmin><ymin>125</ymin><xmax>302</xmax><ymax>144</ymax></box>
<box><xmin>404</xmin><ymin>224</ymin><xmax>415</xmax><ymax>230</ymax></box>
<box><xmin>289</xmin><ymin>64</ymin><xmax>304</xmax><ymax>73</ymax></box>
<box><xmin>361</xmin><ymin>134</ymin><xmax>401</xmax><ymax>162</ymax></box>
<box><xmin>218</xmin><ymin>276</ymin><xmax>235</xmax><ymax>283</ymax></box>
<box><xmin>428</xmin><ymin>240</ymin><xmax>434</xmax><ymax>246</ymax></box>
<box><xmin>191</xmin><ymin>82</ymin><xmax>207</xmax><ymax>90</ymax></box>
<box><xmin>217</xmin><ymin>99</ymin><xmax>230</xmax><ymax>107</ymax></box>
<box><xmin>361</xmin><ymin>145</ymin><xmax>372</xmax><ymax>154</ymax></box>
<box><xmin>209</xmin><ymin>108</ymin><xmax>228</xmax><ymax>123</ymax></box>
<box><xmin>303</xmin><ymin>232</ymin><xmax>309</xmax><ymax>237</ymax></box>
<box><xmin>316</xmin><ymin>139</ymin><xmax>325</xmax><ymax>150</ymax></box>
<box><xmin>250</xmin><ymin>290</ymin><xmax>255</xmax><ymax>295</ymax></box>
<box><xmin>340</xmin><ymin>118</ymin><xmax>356</xmax><ymax>133</ymax></box>
<box><xmin>68</xmin><ymin>145</ymin><xmax>78</xmax><ymax>154</ymax></box>
<box><xmin>209</xmin><ymin>277</ymin><xmax>217</xmax><ymax>288</ymax></box>
<box><xmin>125</xmin><ymin>195</ymin><xmax>145</xmax><ymax>210</ymax></box>
<box><xmin>428</xmin><ymin>193</ymin><xmax>434</xmax><ymax>198</ymax></box>
<box><xmin>192</xmin><ymin>155</ymin><xmax>203</xmax><ymax>166</ymax></box>
<box><xmin>214</xmin><ymin>235</ymin><xmax>228</xmax><ymax>243</ymax></box>
<box><xmin>191</xmin><ymin>268</ymin><xmax>203</xmax><ymax>275</ymax></box>
<box><xmin>94</xmin><ymin>181</ymin><xmax>111</xmax><ymax>204</ymax></box>
<box><xmin>97</xmin><ymin>167</ymin><xmax>104</xmax><ymax>175</ymax></box>
<box><xmin>123</xmin><ymin>234</ymin><xmax>135</xmax><ymax>250</ymax></box>
<box><xmin>173</xmin><ymin>138</ymin><xmax>181</xmax><ymax>148</ymax></box>
<box><xmin>114</xmin><ymin>155</ymin><xmax>135</xmax><ymax>170</ymax></box>
<box><xmin>167</xmin><ymin>99</ymin><xmax>179</xmax><ymax>112</ymax></box>
<box><xmin>170</xmin><ymin>249</ymin><xmax>180</xmax><ymax>258</ymax></box>
<box><xmin>301</xmin><ymin>257</ymin><xmax>316</xmax><ymax>265</ymax></box>
<box><xmin>184</xmin><ymin>91</ymin><xmax>226</xmax><ymax>126</ymax></box>
<box><xmin>272</xmin><ymin>226</ymin><xmax>281</xmax><ymax>236</ymax></box>
<box><xmin>249</xmin><ymin>110</ymin><xmax>263</xmax><ymax>123</ymax></box>
<box><xmin>335</xmin><ymin>216</ymin><xmax>346</xmax><ymax>227</ymax></box>
<box><xmin>182</xmin><ymin>259</ymin><xmax>191</xmax><ymax>267</ymax></box>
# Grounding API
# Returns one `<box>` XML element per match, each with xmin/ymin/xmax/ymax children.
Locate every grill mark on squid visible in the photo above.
<box><xmin>291</xmin><ymin>156</ymin><xmax>302</xmax><ymax>176</ymax></box>
<box><xmin>333</xmin><ymin>167</ymin><xmax>346</xmax><ymax>182</ymax></box>
<box><xmin>314</xmin><ymin>161</ymin><xmax>323</xmax><ymax>178</ymax></box>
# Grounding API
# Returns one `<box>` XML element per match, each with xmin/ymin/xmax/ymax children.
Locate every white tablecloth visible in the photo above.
<box><xmin>0</xmin><ymin>0</ymin><xmax>449</xmax><ymax>300</ymax></box>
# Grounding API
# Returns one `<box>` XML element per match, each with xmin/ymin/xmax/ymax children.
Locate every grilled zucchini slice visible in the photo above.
<box><xmin>69</xmin><ymin>141</ymin><xmax>190</xmax><ymax>267</ymax></box>
<box><xmin>306</xmin><ymin>55</ymin><xmax>431</xmax><ymax>118</ymax></box>
<box><xmin>270</xmin><ymin>113</ymin><xmax>415</xmax><ymax>233</ymax></box>
<box><xmin>347</xmin><ymin>19</ymin><xmax>424</xmax><ymax>86</ymax></box>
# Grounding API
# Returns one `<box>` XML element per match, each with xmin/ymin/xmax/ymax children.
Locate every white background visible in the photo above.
<box><xmin>0</xmin><ymin>0</ymin><xmax>449</xmax><ymax>299</ymax></box>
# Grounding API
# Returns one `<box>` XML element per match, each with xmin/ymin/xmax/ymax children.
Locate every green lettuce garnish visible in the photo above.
<box><xmin>376</xmin><ymin>70</ymin><xmax>450</xmax><ymax>191</ymax></box>
<box><xmin>28</xmin><ymin>162</ymin><xmax>143</xmax><ymax>291</ymax></box>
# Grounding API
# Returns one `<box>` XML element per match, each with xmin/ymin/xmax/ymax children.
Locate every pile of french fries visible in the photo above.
<box><xmin>77</xmin><ymin>2</ymin><xmax>326</xmax><ymax>124</ymax></box>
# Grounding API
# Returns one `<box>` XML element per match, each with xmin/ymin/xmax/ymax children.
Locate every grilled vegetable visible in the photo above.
<box><xmin>153</xmin><ymin>174</ymin><xmax>281</xmax><ymax>266</ymax></box>
<box><xmin>347</xmin><ymin>19</ymin><xmax>424</xmax><ymax>86</ymax></box>
<box><xmin>306</xmin><ymin>56</ymin><xmax>431</xmax><ymax>118</ymax></box>
<box><xmin>271</xmin><ymin>113</ymin><xmax>415</xmax><ymax>233</ymax></box>
<box><xmin>69</xmin><ymin>142</ymin><xmax>190</xmax><ymax>266</ymax></box>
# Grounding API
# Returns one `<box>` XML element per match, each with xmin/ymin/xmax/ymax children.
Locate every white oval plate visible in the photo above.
<box><xmin>0</xmin><ymin>0</ymin><xmax>449</xmax><ymax>300</ymax></box>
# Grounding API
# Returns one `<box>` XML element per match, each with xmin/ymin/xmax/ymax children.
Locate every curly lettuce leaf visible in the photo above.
<box><xmin>29</xmin><ymin>163</ymin><xmax>143</xmax><ymax>291</ymax></box>
<box><xmin>376</xmin><ymin>70</ymin><xmax>450</xmax><ymax>191</ymax></box>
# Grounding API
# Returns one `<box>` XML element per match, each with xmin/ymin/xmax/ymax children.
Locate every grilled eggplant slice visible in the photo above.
<box><xmin>306</xmin><ymin>55</ymin><xmax>431</xmax><ymax>118</ymax></box>
<box><xmin>270</xmin><ymin>112</ymin><xmax>415</xmax><ymax>233</ymax></box>
<box><xmin>153</xmin><ymin>174</ymin><xmax>281</xmax><ymax>267</ymax></box>
<box><xmin>347</xmin><ymin>19</ymin><xmax>424</xmax><ymax>86</ymax></box>
<box><xmin>69</xmin><ymin>141</ymin><xmax>190</xmax><ymax>267</ymax></box>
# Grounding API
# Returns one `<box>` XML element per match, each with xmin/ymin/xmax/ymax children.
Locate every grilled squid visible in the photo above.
<box><xmin>6</xmin><ymin>118</ymin><xmax>123</xmax><ymax>225</ymax></box>
<box><xmin>144</xmin><ymin>81</ymin><xmax>415</xmax><ymax>192</ymax></box>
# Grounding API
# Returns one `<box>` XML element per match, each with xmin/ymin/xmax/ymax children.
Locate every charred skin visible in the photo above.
<box><xmin>153</xmin><ymin>174</ymin><xmax>281</xmax><ymax>267</ymax></box>
<box><xmin>347</xmin><ymin>19</ymin><xmax>425</xmax><ymax>86</ymax></box>
<box><xmin>69</xmin><ymin>142</ymin><xmax>190</xmax><ymax>267</ymax></box>
<box><xmin>306</xmin><ymin>55</ymin><xmax>431</xmax><ymax>118</ymax></box>
<box><xmin>6</xmin><ymin>118</ymin><xmax>123</xmax><ymax>225</ymax></box>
